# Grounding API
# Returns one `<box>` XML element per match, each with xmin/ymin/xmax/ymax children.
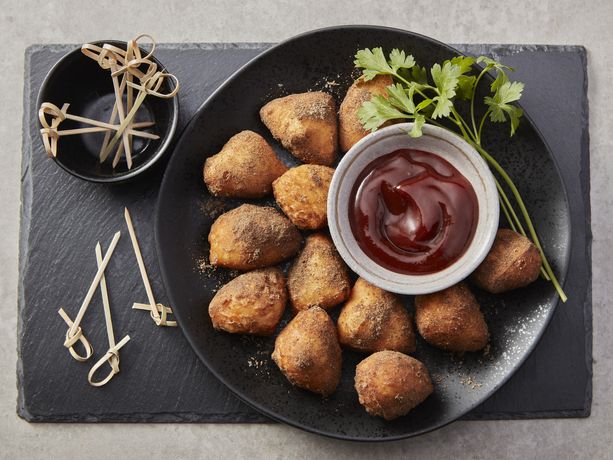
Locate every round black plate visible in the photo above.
<box><xmin>155</xmin><ymin>26</ymin><xmax>570</xmax><ymax>441</ymax></box>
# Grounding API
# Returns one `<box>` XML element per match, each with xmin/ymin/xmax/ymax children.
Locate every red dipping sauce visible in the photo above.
<box><xmin>349</xmin><ymin>149</ymin><xmax>478</xmax><ymax>275</ymax></box>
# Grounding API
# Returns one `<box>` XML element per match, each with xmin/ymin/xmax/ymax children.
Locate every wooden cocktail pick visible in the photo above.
<box><xmin>39</xmin><ymin>102</ymin><xmax>159</xmax><ymax>157</ymax></box>
<box><xmin>58</xmin><ymin>231</ymin><xmax>121</xmax><ymax>361</ymax></box>
<box><xmin>87</xmin><ymin>242</ymin><xmax>131</xmax><ymax>387</ymax></box>
<box><xmin>124</xmin><ymin>207</ymin><xmax>177</xmax><ymax>327</ymax></box>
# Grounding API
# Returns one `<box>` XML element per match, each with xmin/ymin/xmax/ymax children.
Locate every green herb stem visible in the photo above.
<box><xmin>471</xmin><ymin>142</ymin><xmax>567</xmax><ymax>302</ymax></box>
<box><xmin>470</xmin><ymin>68</ymin><xmax>489</xmax><ymax>136</ymax></box>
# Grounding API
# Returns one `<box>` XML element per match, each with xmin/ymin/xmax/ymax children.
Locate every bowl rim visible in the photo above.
<box><xmin>35</xmin><ymin>40</ymin><xmax>179</xmax><ymax>184</ymax></box>
<box><xmin>328</xmin><ymin>122</ymin><xmax>500</xmax><ymax>295</ymax></box>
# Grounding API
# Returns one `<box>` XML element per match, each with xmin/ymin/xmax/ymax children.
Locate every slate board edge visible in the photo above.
<box><xmin>16</xmin><ymin>42</ymin><xmax>592</xmax><ymax>423</ymax></box>
<box><xmin>578</xmin><ymin>44</ymin><xmax>593</xmax><ymax>418</ymax></box>
<box><xmin>17</xmin><ymin>46</ymin><xmax>35</xmax><ymax>421</ymax></box>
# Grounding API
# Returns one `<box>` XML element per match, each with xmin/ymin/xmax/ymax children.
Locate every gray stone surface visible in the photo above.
<box><xmin>1</xmin><ymin>0</ymin><xmax>612</xmax><ymax>458</ymax></box>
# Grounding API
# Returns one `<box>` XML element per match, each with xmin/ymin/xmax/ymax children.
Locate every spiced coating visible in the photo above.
<box><xmin>204</xmin><ymin>130</ymin><xmax>288</xmax><ymax>198</ymax></box>
<box><xmin>339</xmin><ymin>75</ymin><xmax>393</xmax><ymax>152</ymax></box>
<box><xmin>337</xmin><ymin>278</ymin><xmax>416</xmax><ymax>354</ymax></box>
<box><xmin>287</xmin><ymin>233</ymin><xmax>351</xmax><ymax>312</ymax></box>
<box><xmin>272</xmin><ymin>307</ymin><xmax>342</xmax><ymax>396</ymax></box>
<box><xmin>260</xmin><ymin>92</ymin><xmax>338</xmax><ymax>166</ymax></box>
<box><xmin>273</xmin><ymin>164</ymin><xmax>334</xmax><ymax>230</ymax></box>
<box><xmin>471</xmin><ymin>228</ymin><xmax>542</xmax><ymax>294</ymax></box>
<box><xmin>208</xmin><ymin>268</ymin><xmax>287</xmax><ymax>336</ymax></box>
<box><xmin>208</xmin><ymin>204</ymin><xmax>302</xmax><ymax>270</ymax></box>
<box><xmin>355</xmin><ymin>351</ymin><xmax>433</xmax><ymax>420</ymax></box>
<box><xmin>415</xmin><ymin>283</ymin><xmax>489</xmax><ymax>352</ymax></box>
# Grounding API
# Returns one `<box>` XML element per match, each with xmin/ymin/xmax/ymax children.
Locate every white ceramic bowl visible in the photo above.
<box><xmin>328</xmin><ymin>122</ymin><xmax>499</xmax><ymax>295</ymax></box>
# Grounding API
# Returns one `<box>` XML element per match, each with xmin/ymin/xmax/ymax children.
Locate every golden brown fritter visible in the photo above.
<box><xmin>208</xmin><ymin>204</ymin><xmax>302</xmax><ymax>270</ymax></box>
<box><xmin>337</xmin><ymin>278</ymin><xmax>416</xmax><ymax>354</ymax></box>
<box><xmin>272</xmin><ymin>164</ymin><xmax>334</xmax><ymax>230</ymax></box>
<box><xmin>272</xmin><ymin>306</ymin><xmax>342</xmax><ymax>396</ymax></box>
<box><xmin>208</xmin><ymin>268</ymin><xmax>287</xmax><ymax>336</ymax></box>
<box><xmin>354</xmin><ymin>350</ymin><xmax>433</xmax><ymax>420</ymax></box>
<box><xmin>471</xmin><ymin>228</ymin><xmax>542</xmax><ymax>294</ymax></box>
<box><xmin>287</xmin><ymin>233</ymin><xmax>351</xmax><ymax>312</ymax></box>
<box><xmin>260</xmin><ymin>92</ymin><xmax>338</xmax><ymax>166</ymax></box>
<box><xmin>339</xmin><ymin>75</ymin><xmax>393</xmax><ymax>152</ymax></box>
<box><xmin>415</xmin><ymin>283</ymin><xmax>489</xmax><ymax>352</ymax></box>
<box><xmin>203</xmin><ymin>130</ymin><xmax>288</xmax><ymax>198</ymax></box>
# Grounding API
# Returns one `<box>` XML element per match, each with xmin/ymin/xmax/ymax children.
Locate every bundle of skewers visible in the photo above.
<box><xmin>38</xmin><ymin>34</ymin><xmax>179</xmax><ymax>169</ymax></box>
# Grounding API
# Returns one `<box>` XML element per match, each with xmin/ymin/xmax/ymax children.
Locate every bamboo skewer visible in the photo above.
<box><xmin>124</xmin><ymin>207</ymin><xmax>176</xmax><ymax>327</ymax></box>
<box><xmin>42</xmin><ymin>122</ymin><xmax>157</xmax><ymax>137</ymax></box>
<box><xmin>58</xmin><ymin>231</ymin><xmax>121</xmax><ymax>361</ymax></box>
<box><xmin>87</xmin><ymin>243</ymin><xmax>131</xmax><ymax>387</ymax></box>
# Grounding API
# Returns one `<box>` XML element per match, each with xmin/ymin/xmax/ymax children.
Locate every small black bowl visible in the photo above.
<box><xmin>36</xmin><ymin>40</ymin><xmax>179</xmax><ymax>183</ymax></box>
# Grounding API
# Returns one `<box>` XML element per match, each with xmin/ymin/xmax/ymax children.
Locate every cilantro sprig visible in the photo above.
<box><xmin>354</xmin><ymin>47</ymin><xmax>567</xmax><ymax>302</ymax></box>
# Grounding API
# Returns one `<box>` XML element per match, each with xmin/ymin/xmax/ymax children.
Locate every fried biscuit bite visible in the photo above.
<box><xmin>272</xmin><ymin>307</ymin><xmax>342</xmax><ymax>396</ymax></box>
<box><xmin>272</xmin><ymin>164</ymin><xmax>334</xmax><ymax>230</ymax></box>
<box><xmin>415</xmin><ymin>283</ymin><xmax>489</xmax><ymax>352</ymax></box>
<box><xmin>208</xmin><ymin>268</ymin><xmax>287</xmax><ymax>336</ymax></box>
<box><xmin>287</xmin><ymin>234</ymin><xmax>351</xmax><ymax>312</ymax></box>
<box><xmin>339</xmin><ymin>75</ymin><xmax>393</xmax><ymax>152</ymax></box>
<box><xmin>208</xmin><ymin>204</ymin><xmax>302</xmax><ymax>270</ymax></box>
<box><xmin>355</xmin><ymin>351</ymin><xmax>433</xmax><ymax>420</ymax></box>
<box><xmin>260</xmin><ymin>92</ymin><xmax>338</xmax><ymax>166</ymax></box>
<box><xmin>337</xmin><ymin>278</ymin><xmax>416</xmax><ymax>354</ymax></box>
<box><xmin>204</xmin><ymin>130</ymin><xmax>288</xmax><ymax>198</ymax></box>
<box><xmin>471</xmin><ymin>228</ymin><xmax>542</xmax><ymax>294</ymax></box>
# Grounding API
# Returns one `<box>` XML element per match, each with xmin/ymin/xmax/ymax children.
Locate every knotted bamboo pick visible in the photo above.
<box><xmin>100</xmin><ymin>70</ymin><xmax>179</xmax><ymax>162</ymax></box>
<box><xmin>82</xmin><ymin>36</ymin><xmax>161</xmax><ymax>167</ymax></box>
<box><xmin>97</xmin><ymin>47</ymin><xmax>134</xmax><ymax>168</ymax></box>
<box><xmin>132</xmin><ymin>302</ymin><xmax>176</xmax><ymax>326</ymax></box>
<box><xmin>39</xmin><ymin>103</ymin><xmax>69</xmax><ymax>157</ymax></box>
<box><xmin>39</xmin><ymin>103</ymin><xmax>159</xmax><ymax>157</ymax></box>
<box><xmin>58</xmin><ymin>231</ymin><xmax>121</xmax><ymax>361</ymax></box>
<box><xmin>124</xmin><ymin>207</ymin><xmax>176</xmax><ymax>327</ymax></box>
<box><xmin>87</xmin><ymin>242</ymin><xmax>130</xmax><ymax>387</ymax></box>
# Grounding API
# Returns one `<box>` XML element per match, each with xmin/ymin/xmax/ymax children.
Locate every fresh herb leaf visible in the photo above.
<box><xmin>410</xmin><ymin>65</ymin><xmax>428</xmax><ymax>84</ymax></box>
<box><xmin>354</xmin><ymin>47</ymin><xmax>393</xmax><ymax>80</ymax></box>
<box><xmin>490</xmin><ymin>70</ymin><xmax>509</xmax><ymax>92</ymax></box>
<box><xmin>430</xmin><ymin>62</ymin><xmax>461</xmax><ymax>118</ymax></box>
<box><xmin>389</xmin><ymin>49</ymin><xmax>415</xmax><ymax>72</ymax></box>
<box><xmin>358</xmin><ymin>95</ymin><xmax>409</xmax><ymax>132</ymax></box>
<box><xmin>386</xmin><ymin>83</ymin><xmax>415</xmax><ymax>114</ymax></box>
<box><xmin>449</xmin><ymin>56</ymin><xmax>475</xmax><ymax>75</ymax></box>
<box><xmin>477</xmin><ymin>56</ymin><xmax>514</xmax><ymax>72</ymax></box>
<box><xmin>484</xmin><ymin>81</ymin><xmax>525</xmax><ymax>134</ymax></box>
<box><xmin>456</xmin><ymin>75</ymin><xmax>476</xmax><ymax>100</ymax></box>
<box><xmin>409</xmin><ymin>114</ymin><xmax>425</xmax><ymax>137</ymax></box>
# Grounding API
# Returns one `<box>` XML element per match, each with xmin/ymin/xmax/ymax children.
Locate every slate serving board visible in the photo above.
<box><xmin>18</xmin><ymin>43</ymin><xmax>591</xmax><ymax>422</ymax></box>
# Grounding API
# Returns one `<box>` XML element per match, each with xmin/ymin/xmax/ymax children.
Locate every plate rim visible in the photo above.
<box><xmin>154</xmin><ymin>24</ymin><xmax>571</xmax><ymax>442</ymax></box>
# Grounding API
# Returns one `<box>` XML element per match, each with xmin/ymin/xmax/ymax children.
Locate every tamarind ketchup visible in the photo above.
<box><xmin>349</xmin><ymin>149</ymin><xmax>478</xmax><ymax>275</ymax></box>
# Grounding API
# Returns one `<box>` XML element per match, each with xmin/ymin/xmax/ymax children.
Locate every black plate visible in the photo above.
<box><xmin>155</xmin><ymin>26</ymin><xmax>570</xmax><ymax>441</ymax></box>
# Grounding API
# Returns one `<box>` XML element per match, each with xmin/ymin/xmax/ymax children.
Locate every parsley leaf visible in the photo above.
<box><xmin>358</xmin><ymin>95</ymin><xmax>410</xmax><ymax>132</ymax></box>
<box><xmin>430</xmin><ymin>62</ymin><xmax>461</xmax><ymax>118</ymax></box>
<box><xmin>354</xmin><ymin>47</ymin><xmax>393</xmax><ymax>80</ymax></box>
<box><xmin>385</xmin><ymin>83</ymin><xmax>415</xmax><ymax>114</ymax></box>
<box><xmin>456</xmin><ymin>75</ymin><xmax>476</xmax><ymax>100</ymax></box>
<box><xmin>389</xmin><ymin>49</ymin><xmax>415</xmax><ymax>72</ymax></box>
<box><xmin>410</xmin><ymin>65</ymin><xmax>428</xmax><ymax>84</ymax></box>
<box><xmin>409</xmin><ymin>114</ymin><xmax>426</xmax><ymax>137</ymax></box>
<box><xmin>448</xmin><ymin>56</ymin><xmax>475</xmax><ymax>75</ymax></box>
<box><xmin>484</xmin><ymin>81</ymin><xmax>525</xmax><ymax>135</ymax></box>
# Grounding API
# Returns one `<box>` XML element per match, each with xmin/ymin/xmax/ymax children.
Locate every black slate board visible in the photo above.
<box><xmin>18</xmin><ymin>43</ymin><xmax>591</xmax><ymax>422</ymax></box>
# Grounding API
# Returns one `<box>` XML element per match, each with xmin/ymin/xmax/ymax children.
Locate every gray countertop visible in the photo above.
<box><xmin>1</xmin><ymin>1</ymin><xmax>611</xmax><ymax>458</ymax></box>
